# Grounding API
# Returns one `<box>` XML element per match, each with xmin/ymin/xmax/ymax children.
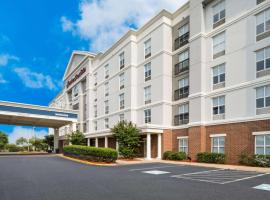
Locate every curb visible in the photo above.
<box><xmin>57</xmin><ymin>155</ymin><xmax>117</xmax><ymax>166</ymax></box>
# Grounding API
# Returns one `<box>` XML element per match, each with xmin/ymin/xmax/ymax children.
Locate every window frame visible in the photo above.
<box><xmin>212</xmin><ymin>63</ymin><xmax>225</xmax><ymax>85</ymax></box>
<box><xmin>256</xmin><ymin>47</ymin><xmax>270</xmax><ymax>72</ymax></box>
<box><xmin>119</xmin><ymin>73</ymin><xmax>125</xmax><ymax>89</ymax></box>
<box><xmin>104</xmin><ymin>118</ymin><xmax>109</xmax><ymax>129</ymax></box>
<box><xmin>212</xmin><ymin>0</ymin><xmax>226</xmax><ymax>25</ymax></box>
<box><xmin>254</xmin><ymin>134</ymin><xmax>270</xmax><ymax>155</ymax></box>
<box><xmin>178</xmin><ymin>137</ymin><xmax>188</xmax><ymax>154</ymax></box>
<box><xmin>144</xmin><ymin>39</ymin><xmax>151</xmax><ymax>59</ymax></box>
<box><xmin>144</xmin><ymin>62</ymin><xmax>151</xmax><ymax>81</ymax></box>
<box><xmin>119</xmin><ymin>93</ymin><xmax>125</xmax><ymax>109</ymax></box>
<box><xmin>256</xmin><ymin>8</ymin><xmax>270</xmax><ymax>36</ymax></box>
<box><xmin>144</xmin><ymin>85</ymin><xmax>151</xmax><ymax>104</ymax></box>
<box><xmin>213</xmin><ymin>32</ymin><xmax>226</xmax><ymax>57</ymax></box>
<box><xmin>119</xmin><ymin>52</ymin><xmax>125</xmax><ymax>69</ymax></box>
<box><xmin>256</xmin><ymin>85</ymin><xmax>270</xmax><ymax>109</ymax></box>
<box><xmin>212</xmin><ymin>96</ymin><xmax>225</xmax><ymax>115</ymax></box>
<box><xmin>144</xmin><ymin>109</ymin><xmax>151</xmax><ymax>124</ymax></box>
<box><xmin>211</xmin><ymin>136</ymin><xmax>225</xmax><ymax>154</ymax></box>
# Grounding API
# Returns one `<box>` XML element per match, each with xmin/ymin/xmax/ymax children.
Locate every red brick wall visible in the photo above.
<box><xmin>167</xmin><ymin>120</ymin><xmax>270</xmax><ymax>164</ymax></box>
<box><xmin>151</xmin><ymin>134</ymin><xmax>157</xmax><ymax>158</ymax></box>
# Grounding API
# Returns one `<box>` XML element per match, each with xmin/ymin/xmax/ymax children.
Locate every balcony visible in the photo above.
<box><xmin>174</xmin><ymin>86</ymin><xmax>189</xmax><ymax>101</ymax></box>
<box><xmin>174</xmin><ymin>32</ymin><xmax>189</xmax><ymax>50</ymax></box>
<box><xmin>174</xmin><ymin>113</ymin><xmax>189</xmax><ymax>126</ymax></box>
<box><xmin>175</xmin><ymin>59</ymin><xmax>189</xmax><ymax>76</ymax></box>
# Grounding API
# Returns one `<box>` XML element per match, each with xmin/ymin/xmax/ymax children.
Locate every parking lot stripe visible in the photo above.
<box><xmin>129</xmin><ymin>165</ymin><xmax>182</xmax><ymax>171</ymax></box>
<box><xmin>221</xmin><ymin>173</ymin><xmax>270</xmax><ymax>185</ymax></box>
<box><xmin>171</xmin><ymin>169</ymin><xmax>224</xmax><ymax>178</ymax></box>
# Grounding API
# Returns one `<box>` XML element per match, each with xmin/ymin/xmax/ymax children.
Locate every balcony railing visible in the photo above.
<box><xmin>174</xmin><ymin>86</ymin><xmax>189</xmax><ymax>101</ymax></box>
<box><xmin>175</xmin><ymin>59</ymin><xmax>189</xmax><ymax>75</ymax></box>
<box><xmin>174</xmin><ymin>32</ymin><xmax>189</xmax><ymax>50</ymax></box>
<box><xmin>174</xmin><ymin>113</ymin><xmax>189</xmax><ymax>125</ymax></box>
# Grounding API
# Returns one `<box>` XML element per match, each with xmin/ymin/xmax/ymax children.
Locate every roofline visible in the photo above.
<box><xmin>93</xmin><ymin>2</ymin><xmax>189</xmax><ymax>62</ymax></box>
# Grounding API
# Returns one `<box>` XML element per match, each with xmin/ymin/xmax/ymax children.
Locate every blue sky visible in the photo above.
<box><xmin>0</xmin><ymin>0</ymin><xmax>187</xmax><ymax>143</ymax></box>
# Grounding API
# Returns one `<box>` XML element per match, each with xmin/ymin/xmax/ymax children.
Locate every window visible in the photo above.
<box><xmin>119</xmin><ymin>73</ymin><xmax>125</xmax><ymax>89</ymax></box>
<box><xmin>213</xmin><ymin>96</ymin><xmax>225</xmax><ymax>115</ymax></box>
<box><xmin>211</xmin><ymin>136</ymin><xmax>225</xmax><ymax>153</ymax></box>
<box><xmin>144</xmin><ymin>62</ymin><xmax>151</xmax><ymax>81</ymax></box>
<box><xmin>179</xmin><ymin>23</ymin><xmax>189</xmax><ymax>37</ymax></box>
<box><xmin>175</xmin><ymin>104</ymin><xmax>189</xmax><ymax>125</ymax></box>
<box><xmin>175</xmin><ymin>77</ymin><xmax>189</xmax><ymax>100</ymax></box>
<box><xmin>94</xmin><ymin>90</ymin><xmax>97</xmax><ymax>102</ymax></box>
<box><xmin>255</xmin><ymin>134</ymin><xmax>270</xmax><ymax>155</ymax></box>
<box><xmin>213</xmin><ymin>64</ymin><xmax>225</xmax><ymax>85</ymax></box>
<box><xmin>104</xmin><ymin>64</ymin><xmax>109</xmax><ymax>78</ymax></box>
<box><xmin>144</xmin><ymin>39</ymin><xmax>151</xmax><ymax>59</ymax></box>
<box><xmin>144</xmin><ymin>86</ymin><xmax>151</xmax><ymax>104</ymax></box>
<box><xmin>175</xmin><ymin>50</ymin><xmax>189</xmax><ymax>75</ymax></box>
<box><xmin>213</xmin><ymin>0</ymin><xmax>225</xmax><ymax>25</ymax></box>
<box><xmin>144</xmin><ymin>109</ymin><xmax>151</xmax><ymax>123</ymax></box>
<box><xmin>256</xmin><ymin>85</ymin><xmax>270</xmax><ymax>108</ymax></box>
<box><xmin>119</xmin><ymin>52</ymin><xmax>125</xmax><ymax>69</ymax></box>
<box><xmin>104</xmin><ymin>118</ymin><xmax>109</xmax><ymax>129</ymax></box>
<box><xmin>104</xmin><ymin>82</ymin><xmax>109</xmax><ymax>96</ymax></box>
<box><xmin>256</xmin><ymin>47</ymin><xmax>270</xmax><ymax>72</ymax></box>
<box><xmin>119</xmin><ymin>113</ymin><xmax>125</xmax><ymax>121</ymax></box>
<box><xmin>178</xmin><ymin>137</ymin><xmax>188</xmax><ymax>154</ymax></box>
<box><xmin>94</xmin><ymin>105</ymin><xmax>97</xmax><ymax>117</ymax></box>
<box><xmin>213</xmin><ymin>32</ymin><xmax>225</xmax><ymax>58</ymax></box>
<box><xmin>175</xmin><ymin>24</ymin><xmax>189</xmax><ymax>50</ymax></box>
<box><xmin>119</xmin><ymin>93</ymin><xmax>125</xmax><ymax>109</ymax></box>
<box><xmin>104</xmin><ymin>100</ymin><xmax>109</xmax><ymax>114</ymax></box>
<box><xmin>94</xmin><ymin>121</ymin><xmax>97</xmax><ymax>131</ymax></box>
<box><xmin>256</xmin><ymin>8</ymin><xmax>270</xmax><ymax>36</ymax></box>
<box><xmin>94</xmin><ymin>73</ymin><xmax>97</xmax><ymax>86</ymax></box>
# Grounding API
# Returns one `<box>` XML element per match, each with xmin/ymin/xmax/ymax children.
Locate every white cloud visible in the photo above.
<box><xmin>0</xmin><ymin>54</ymin><xmax>19</xmax><ymax>66</ymax></box>
<box><xmin>14</xmin><ymin>67</ymin><xmax>58</xmax><ymax>90</ymax></box>
<box><xmin>61</xmin><ymin>0</ymin><xmax>188</xmax><ymax>52</ymax></box>
<box><xmin>0</xmin><ymin>74</ymin><xmax>7</xmax><ymax>84</ymax></box>
<box><xmin>8</xmin><ymin>127</ymin><xmax>48</xmax><ymax>144</ymax></box>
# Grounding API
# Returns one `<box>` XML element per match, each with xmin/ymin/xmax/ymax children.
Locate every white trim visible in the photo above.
<box><xmin>177</xmin><ymin>136</ymin><xmax>188</xmax><ymax>139</ymax></box>
<box><xmin>252</xmin><ymin>131</ymin><xmax>270</xmax><ymax>136</ymax></box>
<box><xmin>210</xmin><ymin>133</ymin><xmax>226</xmax><ymax>137</ymax></box>
<box><xmin>141</xmin><ymin>128</ymin><xmax>163</xmax><ymax>134</ymax></box>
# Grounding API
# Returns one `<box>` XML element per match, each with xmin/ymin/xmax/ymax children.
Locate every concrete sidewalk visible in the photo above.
<box><xmin>117</xmin><ymin>158</ymin><xmax>270</xmax><ymax>173</ymax></box>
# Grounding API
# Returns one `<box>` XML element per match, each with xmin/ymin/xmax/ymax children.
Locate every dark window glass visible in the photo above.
<box><xmin>213</xmin><ymin>76</ymin><xmax>219</xmax><ymax>84</ymax></box>
<box><xmin>266</xmin><ymin>58</ymin><xmax>270</xmax><ymax>69</ymax></box>
<box><xmin>256</xmin><ymin>98</ymin><xmax>264</xmax><ymax>108</ymax></box>
<box><xmin>266</xmin><ymin>20</ymin><xmax>270</xmax><ymax>31</ymax></box>
<box><xmin>266</xmin><ymin>97</ymin><xmax>270</xmax><ymax>107</ymax></box>
<box><xmin>213</xmin><ymin>107</ymin><xmax>219</xmax><ymax>115</ymax></box>
<box><xmin>213</xmin><ymin>14</ymin><xmax>219</xmax><ymax>23</ymax></box>
<box><xmin>220</xmin><ymin>74</ymin><xmax>225</xmax><ymax>82</ymax></box>
<box><xmin>220</xmin><ymin>10</ymin><xmax>225</xmax><ymax>19</ymax></box>
<box><xmin>219</xmin><ymin>105</ymin><xmax>225</xmax><ymax>114</ymax></box>
<box><xmin>257</xmin><ymin>60</ymin><xmax>265</xmax><ymax>71</ymax></box>
<box><xmin>257</xmin><ymin>24</ymin><xmax>264</xmax><ymax>35</ymax></box>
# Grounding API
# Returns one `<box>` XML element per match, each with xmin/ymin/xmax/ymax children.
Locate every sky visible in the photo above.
<box><xmin>0</xmin><ymin>0</ymin><xmax>187</xmax><ymax>143</ymax></box>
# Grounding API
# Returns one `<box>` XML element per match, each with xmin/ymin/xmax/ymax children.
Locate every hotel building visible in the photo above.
<box><xmin>49</xmin><ymin>0</ymin><xmax>270</xmax><ymax>164</ymax></box>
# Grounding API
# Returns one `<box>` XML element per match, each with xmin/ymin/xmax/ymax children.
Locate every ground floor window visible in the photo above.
<box><xmin>211</xmin><ymin>136</ymin><xmax>225</xmax><ymax>154</ymax></box>
<box><xmin>255</xmin><ymin>134</ymin><xmax>270</xmax><ymax>155</ymax></box>
<box><xmin>178</xmin><ymin>137</ymin><xmax>188</xmax><ymax>154</ymax></box>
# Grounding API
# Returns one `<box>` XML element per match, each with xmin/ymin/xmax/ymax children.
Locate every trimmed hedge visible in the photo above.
<box><xmin>239</xmin><ymin>154</ymin><xmax>270</xmax><ymax>167</ymax></box>
<box><xmin>63</xmin><ymin>145</ymin><xmax>118</xmax><ymax>163</ymax></box>
<box><xmin>197</xmin><ymin>152</ymin><xmax>226</xmax><ymax>164</ymax></box>
<box><xmin>163</xmin><ymin>151</ymin><xmax>187</xmax><ymax>161</ymax></box>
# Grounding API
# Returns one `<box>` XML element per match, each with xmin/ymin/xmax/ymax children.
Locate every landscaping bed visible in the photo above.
<box><xmin>63</xmin><ymin>145</ymin><xmax>118</xmax><ymax>163</ymax></box>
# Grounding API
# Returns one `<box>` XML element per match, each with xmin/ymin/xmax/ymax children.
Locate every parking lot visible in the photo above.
<box><xmin>0</xmin><ymin>155</ymin><xmax>269</xmax><ymax>200</ymax></box>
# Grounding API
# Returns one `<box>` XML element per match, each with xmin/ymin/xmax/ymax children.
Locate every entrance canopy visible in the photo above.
<box><xmin>0</xmin><ymin>101</ymin><xmax>78</xmax><ymax>128</ymax></box>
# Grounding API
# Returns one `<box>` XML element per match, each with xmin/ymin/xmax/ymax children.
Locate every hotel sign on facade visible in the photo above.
<box><xmin>66</xmin><ymin>67</ymin><xmax>86</xmax><ymax>88</ymax></box>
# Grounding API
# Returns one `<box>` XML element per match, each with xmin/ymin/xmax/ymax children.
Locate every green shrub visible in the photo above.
<box><xmin>239</xmin><ymin>153</ymin><xmax>270</xmax><ymax>167</ymax></box>
<box><xmin>5</xmin><ymin>144</ymin><xmax>22</xmax><ymax>152</ymax></box>
<box><xmin>63</xmin><ymin>145</ymin><xmax>118</xmax><ymax>163</ymax></box>
<box><xmin>163</xmin><ymin>151</ymin><xmax>187</xmax><ymax>161</ymax></box>
<box><xmin>197</xmin><ymin>152</ymin><xmax>226</xmax><ymax>164</ymax></box>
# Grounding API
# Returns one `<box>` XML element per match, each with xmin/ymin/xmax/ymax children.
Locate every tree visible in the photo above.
<box><xmin>29</xmin><ymin>137</ymin><xmax>46</xmax><ymax>151</ymax></box>
<box><xmin>16</xmin><ymin>137</ymin><xmax>28</xmax><ymax>146</ymax></box>
<box><xmin>111</xmin><ymin>121</ymin><xmax>141</xmax><ymax>159</ymax></box>
<box><xmin>0</xmin><ymin>131</ymin><xmax>8</xmax><ymax>150</ymax></box>
<box><xmin>68</xmin><ymin>130</ymin><xmax>86</xmax><ymax>145</ymax></box>
<box><xmin>44</xmin><ymin>135</ymin><xmax>54</xmax><ymax>150</ymax></box>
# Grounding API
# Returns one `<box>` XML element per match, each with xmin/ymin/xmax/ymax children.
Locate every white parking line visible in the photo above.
<box><xmin>171</xmin><ymin>169</ymin><xmax>224</xmax><ymax>178</ymax></box>
<box><xmin>221</xmin><ymin>173</ymin><xmax>270</xmax><ymax>184</ymax></box>
<box><xmin>129</xmin><ymin>165</ymin><xmax>182</xmax><ymax>172</ymax></box>
<box><xmin>172</xmin><ymin>169</ymin><xmax>269</xmax><ymax>185</ymax></box>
